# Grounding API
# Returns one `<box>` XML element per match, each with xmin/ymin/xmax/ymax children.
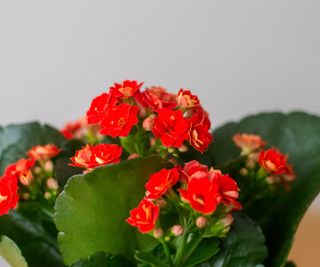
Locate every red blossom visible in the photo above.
<box><xmin>87</xmin><ymin>92</ymin><xmax>118</xmax><ymax>125</ymax></box>
<box><xmin>210</xmin><ymin>173</ymin><xmax>241</xmax><ymax>211</ymax></box>
<box><xmin>233</xmin><ymin>134</ymin><xmax>266</xmax><ymax>154</ymax></box>
<box><xmin>177</xmin><ymin>89</ymin><xmax>200</xmax><ymax>108</ymax></box>
<box><xmin>61</xmin><ymin>117</ymin><xmax>87</xmax><ymax>140</ymax></box>
<box><xmin>110</xmin><ymin>80</ymin><xmax>143</xmax><ymax>98</ymax></box>
<box><xmin>259</xmin><ymin>148</ymin><xmax>293</xmax><ymax>175</ymax></box>
<box><xmin>99</xmin><ymin>104</ymin><xmax>139</xmax><ymax>137</ymax></box>
<box><xmin>70</xmin><ymin>144</ymin><xmax>122</xmax><ymax>169</ymax></box>
<box><xmin>152</xmin><ymin>108</ymin><xmax>189</xmax><ymax>148</ymax></box>
<box><xmin>127</xmin><ymin>198</ymin><xmax>160</xmax><ymax>233</ymax></box>
<box><xmin>179</xmin><ymin>177</ymin><xmax>219</xmax><ymax>215</ymax></box>
<box><xmin>0</xmin><ymin>174</ymin><xmax>19</xmax><ymax>216</ymax></box>
<box><xmin>145</xmin><ymin>168</ymin><xmax>179</xmax><ymax>199</ymax></box>
<box><xmin>188</xmin><ymin>108</ymin><xmax>212</xmax><ymax>153</ymax></box>
<box><xmin>135</xmin><ymin>87</ymin><xmax>177</xmax><ymax>112</ymax></box>
<box><xmin>5</xmin><ymin>158</ymin><xmax>36</xmax><ymax>185</ymax></box>
<box><xmin>27</xmin><ymin>144</ymin><xmax>61</xmax><ymax>161</ymax></box>
<box><xmin>180</xmin><ymin>160</ymin><xmax>208</xmax><ymax>183</ymax></box>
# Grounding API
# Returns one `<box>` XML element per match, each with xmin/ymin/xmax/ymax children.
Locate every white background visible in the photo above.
<box><xmin>0</xmin><ymin>1</ymin><xmax>319</xmax><ymax>266</ymax></box>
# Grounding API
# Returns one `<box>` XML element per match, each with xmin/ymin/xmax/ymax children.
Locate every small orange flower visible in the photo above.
<box><xmin>233</xmin><ymin>134</ymin><xmax>266</xmax><ymax>154</ymax></box>
<box><xmin>27</xmin><ymin>144</ymin><xmax>61</xmax><ymax>161</ymax></box>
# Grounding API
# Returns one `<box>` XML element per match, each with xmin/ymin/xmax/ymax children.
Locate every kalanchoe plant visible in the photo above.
<box><xmin>0</xmin><ymin>80</ymin><xmax>319</xmax><ymax>267</ymax></box>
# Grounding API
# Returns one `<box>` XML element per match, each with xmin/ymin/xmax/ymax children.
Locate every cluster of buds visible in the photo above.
<box><xmin>85</xmin><ymin>80</ymin><xmax>212</xmax><ymax>158</ymax></box>
<box><xmin>127</xmin><ymin>160</ymin><xmax>241</xmax><ymax>266</ymax></box>
<box><xmin>0</xmin><ymin>144</ymin><xmax>61</xmax><ymax>216</ymax></box>
<box><xmin>233</xmin><ymin>134</ymin><xmax>295</xmax><ymax>188</ymax></box>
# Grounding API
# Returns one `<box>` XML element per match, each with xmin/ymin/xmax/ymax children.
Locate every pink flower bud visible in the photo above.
<box><xmin>171</xmin><ymin>225</ymin><xmax>184</xmax><ymax>237</ymax></box>
<box><xmin>178</xmin><ymin>145</ymin><xmax>188</xmax><ymax>153</ymax></box>
<box><xmin>153</xmin><ymin>228</ymin><xmax>164</xmax><ymax>239</ymax></box>
<box><xmin>239</xmin><ymin>168</ymin><xmax>248</xmax><ymax>176</ymax></box>
<box><xmin>196</xmin><ymin>216</ymin><xmax>208</xmax><ymax>229</ymax></box>
<box><xmin>143</xmin><ymin>116</ymin><xmax>155</xmax><ymax>131</ymax></box>
<box><xmin>127</xmin><ymin>153</ymin><xmax>140</xmax><ymax>160</ymax></box>
<box><xmin>221</xmin><ymin>214</ymin><xmax>234</xmax><ymax>227</ymax></box>
<box><xmin>46</xmin><ymin>178</ymin><xmax>58</xmax><ymax>190</ymax></box>
<box><xmin>44</xmin><ymin>161</ymin><xmax>54</xmax><ymax>172</ymax></box>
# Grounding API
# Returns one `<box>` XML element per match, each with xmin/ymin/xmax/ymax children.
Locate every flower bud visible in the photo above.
<box><xmin>44</xmin><ymin>160</ymin><xmax>54</xmax><ymax>172</ymax></box>
<box><xmin>44</xmin><ymin>192</ymin><xmax>52</xmax><ymax>200</ymax></box>
<box><xmin>171</xmin><ymin>225</ymin><xmax>184</xmax><ymax>237</ymax></box>
<box><xmin>155</xmin><ymin>199</ymin><xmax>167</xmax><ymax>208</ymax></box>
<box><xmin>47</xmin><ymin>178</ymin><xmax>58</xmax><ymax>190</ymax></box>
<box><xmin>196</xmin><ymin>216</ymin><xmax>208</xmax><ymax>229</ymax></box>
<box><xmin>239</xmin><ymin>168</ymin><xmax>248</xmax><ymax>176</ymax></box>
<box><xmin>178</xmin><ymin>145</ymin><xmax>188</xmax><ymax>153</ymax></box>
<box><xmin>153</xmin><ymin>228</ymin><xmax>164</xmax><ymax>239</ymax></box>
<box><xmin>143</xmin><ymin>116</ymin><xmax>155</xmax><ymax>131</ymax></box>
<box><xmin>127</xmin><ymin>153</ymin><xmax>140</xmax><ymax>160</ymax></box>
<box><xmin>246</xmin><ymin>159</ymin><xmax>256</xmax><ymax>169</ymax></box>
<box><xmin>221</xmin><ymin>214</ymin><xmax>234</xmax><ymax>227</ymax></box>
<box><xmin>33</xmin><ymin>166</ymin><xmax>42</xmax><ymax>175</ymax></box>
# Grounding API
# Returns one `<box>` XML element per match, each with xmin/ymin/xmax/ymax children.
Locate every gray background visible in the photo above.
<box><xmin>0</xmin><ymin>1</ymin><xmax>319</xmax><ymax>266</ymax></box>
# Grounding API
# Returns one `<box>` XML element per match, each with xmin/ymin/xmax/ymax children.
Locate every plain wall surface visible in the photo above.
<box><xmin>0</xmin><ymin>1</ymin><xmax>319</xmax><ymax>266</ymax></box>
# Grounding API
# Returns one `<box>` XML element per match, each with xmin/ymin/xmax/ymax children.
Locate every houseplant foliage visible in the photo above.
<box><xmin>0</xmin><ymin>81</ymin><xmax>318</xmax><ymax>267</ymax></box>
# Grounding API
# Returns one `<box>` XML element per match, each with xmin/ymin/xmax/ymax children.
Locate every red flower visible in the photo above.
<box><xmin>5</xmin><ymin>158</ymin><xmax>36</xmax><ymax>184</ymax></box>
<box><xmin>127</xmin><ymin>199</ymin><xmax>160</xmax><ymax>233</ymax></box>
<box><xmin>100</xmin><ymin>104</ymin><xmax>139</xmax><ymax>137</ymax></box>
<box><xmin>152</xmin><ymin>108</ymin><xmax>189</xmax><ymax>148</ymax></box>
<box><xmin>233</xmin><ymin>134</ymin><xmax>266</xmax><ymax>154</ymax></box>
<box><xmin>210</xmin><ymin>173</ymin><xmax>241</xmax><ymax>210</ymax></box>
<box><xmin>70</xmin><ymin>144</ymin><xmax>122</xmax><ymax>169</ymax></box>
<box><xmin>179</xmin><ymin>177</ymin><xmax>219</xmax><ymax>215</ymax></box>
<box><xmin>259</xmin><ymin>148</ymin><xmax>292</xmax><ymax>175</ymax></box>
<box><xmin>136</xmin><ymin>87</ymin><xmax>177</xmax><ymax>112</ymax></box>
<box><xmin>87</xmin><ymin>93</ymin><xmax>118</xmax><ymax>124</ymax></box>
<box><xmin>61</xmin><ymin>117</ymin><xmax>87</xmax><ymax>140</ymax></box>
<box><xmin>110</xmin><ymin>80</ymin><xmax>143</xmax><ymax>98</ymax></box>
<box><xmin>177</xmin><ymin>89</ymin><xmax>200</xmax><ymax>108</ymax></box>
<box><xmin>145</xmin><ymin>168</ymin><xmax>179</xmax><ymax>199</ymax></box>
<box><xmin>27</xmin><ymin>144</ymin><xmax>61</xmax><ymax>161</ymax></box>
<box><xmin>180</xmin><ymin>160</ymin><xmax>208</xmax><ymax>183</ymax></box>
<box><xmin>188</xmin><ymin>108</ymin><xmax>212</xmax><ymax>153</ymax></box>
<box><xmin>0</xmin><ymin>174</ymin><xmax>19</xmax><ymax>216</ymax></box>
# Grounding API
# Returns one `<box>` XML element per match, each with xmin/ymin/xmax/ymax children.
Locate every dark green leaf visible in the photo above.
<box><xmin>185</xmin><ymin>238</ymin><xmax>220</xmax><ymax>267</ymax></box>
<box><xmin>202</xmin><ymin>213</ymin><xmax>267</xmax><ymax>267</ymax></box>
<box><xmin>207</xmin><ymin>112</ymin><xmax>320</xmax><ymax>266</ymax></box>
<box><xmin>0</xmin><ymin>211</ymin><xmax>65</xmax><ymax>267</ymax></box>
<box><xmin>54</xmin><ymin>156</ymin><xmax>169</xmax><ymax>265</ymax></box>
<box><xmin>70</xmin><ymin>251</ymin><xmax>133</xmax><ymax>267</ymax></box>
<box><xmin>0</xmin><ymin>122</ymin><xmax>65</xmax><ymax>174</ymax></box>
<box><xmin>135</xmin><ymin>251</ymin><xmax>168</xmax><ymax>267</ymax></box>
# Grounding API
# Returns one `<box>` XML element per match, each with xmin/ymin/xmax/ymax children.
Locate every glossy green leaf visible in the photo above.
<box><xmin>70</xmin><ymin>251</ymin><xmax>133</xmax><ymax>267</ymax></box>
<box><xmin>201</xmin><ymin>213</ymin><xmax>267</xmax><ymax>267</ymax></box>
<box><xmin>0</xmin><ymin>235</ymin><xmax>28</xmax><ymax>267</ymax></box>
<box><xmin>207</xmin><ymin>112</ymin><xmax>320</xmax><ymax>267</ymax></box>
<box><xmin>0</xmin><ymin>122</ymin><xmax>65</xmax><ymax>174</ymax></box>
<box><xmin>185</xmin><ymin>238</ymin><xmax>220</xmax><ymax>267</ymax></box>
<box><xmin>54</xmin><ymin>156</ymin><xmax>169</xmax><ymax>265</ymax></box>
<box><xmin>0</xmin><ymin>211</ymin><xmax>65</xmax><ymax>267</ymax></box>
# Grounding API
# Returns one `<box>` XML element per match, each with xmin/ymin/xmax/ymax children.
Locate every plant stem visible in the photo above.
<box><xmin>180</xmin><ymin>232</ymin><xmax>204</xmax><ymax>265</ymax></box>
<box><xmin>174</xmin><ymin>218</ymin><xmax>191</xmax><ymax>267</ymax></box>
<box><xmin>161</xmin><ymin>240</ymin><xmax>173</xmax><ymax>267</ymax></box>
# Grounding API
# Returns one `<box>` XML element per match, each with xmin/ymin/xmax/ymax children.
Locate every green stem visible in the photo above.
<box><xmin>161</xmin><ymin>240</ymin><xmax>174</xmax><ymax>267</ymax></box>
<box><xmin>174</xmin><ymin>218</ymin><xmax>191</xmax><ymax>266</ymax></box>
<box><xmin>180</xmin><ymin>233</ymin><xmax>204</xmax><ymax>265</ymax></box>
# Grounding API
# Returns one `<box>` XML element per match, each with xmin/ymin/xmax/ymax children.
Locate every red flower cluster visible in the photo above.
<box><xmin>0</xmin><ymin>174</ymin><xmax>19</xmax><ymax>216</ymax></box>
<box><xmin>28</xmin><ymin>144</ymin><xmax>61</xmax><ymax>161</ymax></box>
<box><xmin>86</xmin><ymin>80</ymin><xmax>212</xmax><ymax>153</ymax></box>
<box><xmin>5</xmin><ymin>158</ymin><xmax>36</xmax><ymax>185</ymax></box>
<box><xmin>61</xmin><ymin>117</ymin><xmax>87</xmax><ymax>140</ymax></box>
<box><xmin>70</xmin><ymin>144</ymin><xmax>122</xmax><ymax>169</ymax></box>
<box><xmin>233</xmin><ymin>134</ymin><xmax>266</xmax><ymax>154</ymax></box>
<box><xmin>127</xmin><ymin>161</ymin><xmax>240</xmax><ymax>233</ymax></box>
<box><xmin>259</xmin><ymin>148</ymin><xmax>294</xmax><ymax>178</ymax></box>
<box><xmin>179</xmin><ymin>161</ymin><xmax>241</xmax><ymax>214</ymax></box>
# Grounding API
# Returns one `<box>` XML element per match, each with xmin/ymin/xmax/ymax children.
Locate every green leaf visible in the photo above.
<box><xmin>0</xmin><ymin>122</ymin><xmax>65</xmax><ymax>174</ymax></box>
<box><xmin>184</xmin><ymin>238</ymin><xmax>220</xmax><ymax>267</ymax></box>
<box><xmin>0</xmin><ymin>211</ymin><xmax>65</xmax><ymax>267</ymax></box>
<box><xmin>54</xmin><ymin>156</ymin><xmax>169</xmax><ymax>265</ymax></box>
<box><xmin>201</xmin><ymin>213</ymin><xmax>267</xmax><ymax>267</ymax></box>
<box><xmin>0</xmin><ymin>235</ymin><xmax>28</xmax><ymax>267</ymax></box>
<box><xmin>70</xmin><ymin>251</ymin><xmax>133</xmax><ymax>267</ymax></box>
<box><xmin>135</xmin><ymin>251</ymin><xmax>168</xmax><ymax>267</ymax></box>
<box><xmin>207</xmin><ymin>112</ymin><xmax>320</xmax><ymax>267</ymax></box>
